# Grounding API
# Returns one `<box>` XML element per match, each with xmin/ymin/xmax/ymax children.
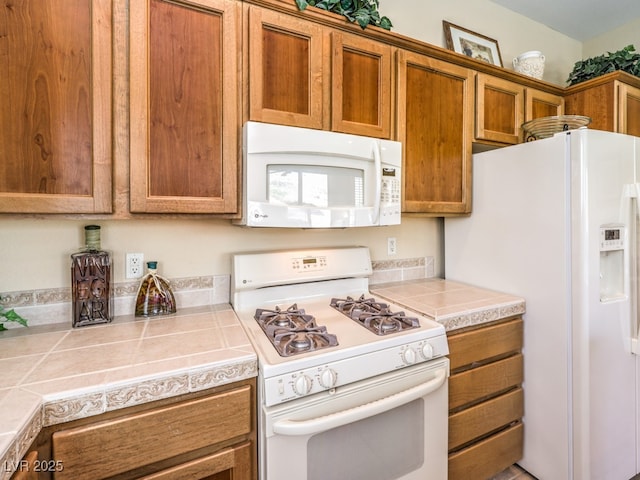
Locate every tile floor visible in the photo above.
<box><xmin>490</xmin><ymin>465</ymin><xmax>537</xmax><ymax>480</ymax></box>
<box><xmin>492</xmin><ymin>464</ymin><xmax>640</xmax><ymax>479</ymax></box>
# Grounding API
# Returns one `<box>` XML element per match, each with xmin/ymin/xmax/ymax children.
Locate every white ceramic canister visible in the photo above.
<box><xmin>513</xmin><ymin>50</ymin><xmax>545</xmax><ymax>79</ymax></box>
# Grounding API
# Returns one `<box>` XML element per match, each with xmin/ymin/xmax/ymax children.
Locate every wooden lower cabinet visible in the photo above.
<box><xmin>134</xmin><ymin>442</ymin><xmax>252</xmax><ymax>480</ymax></box>
<box><xmin>10</xmin><ymin>451</ymin><xmax>39</xmax><ymax>480</ymax></box>
<box><xmin>16</xmin><ymin>379</ymin><xmax>256</xmax><ymax>480</ymax></box>
<box><xmin>447</xmin><ymin>318</ymin><xmax>524</xmax><ymax>480</ymax></box>
<box><xmin>449</xmin><ymin>423</ymin><xmax>524</xmax><ymax>479</ymax></box>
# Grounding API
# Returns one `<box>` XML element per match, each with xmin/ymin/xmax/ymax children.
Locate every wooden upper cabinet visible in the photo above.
<box><xmin>475</xmin><ymin>73</ymin><xmax>524</xmax><ymax>145</ymax></box>
<box><xmin>618</xmin><ymin>83</ymin><xmax>640</xmax><ymax>137</ymax></box>
<box><xmin>0</xmin><ymin>0</ymin><xmax>112</xmax><ymax>213</ymax></box>
<box><xmin>331</xmin><ymin>32</ymin><xmax>392</xmax><ymax>138</ymax></box>
<box><xmin>248</xmin><ymin>7</ymin><xmax>327</xmax><ymax>129</ymax></box>
<box><xmin>247</xmin><ymin>7</ymin><xmax>392</xmax><ymax>138</ymax></box>
<box><xmin>397</xmin><ymin>51</ymin><xmax>474</xmax><ymax>214</ymax></box>
<box><xmin>525</xmin><ymin>88</ymin><xmax>564</xmax><ymax>121</ymax></box>
<box><xmin>130</xmin><ymin>0</ymin><xmax>239</xmax><ymax>213</ymax></box>
<box><xmin>564</xmin><ymin>72</ymin><xmax>640</xmax><ymax>137</ymax></box>
<box><xmin>565</xmin><ymin>79</ymin><xmax>614</xmax><ymax>131</ymax></box>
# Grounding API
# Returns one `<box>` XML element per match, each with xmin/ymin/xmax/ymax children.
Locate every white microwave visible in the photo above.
<box><xmin>236</xmin><ymin>122</ymin><xmax>402</xmax><ymax>228</ymax></box>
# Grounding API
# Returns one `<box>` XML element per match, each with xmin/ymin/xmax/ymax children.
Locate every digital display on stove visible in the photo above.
<box><xmin>303</xmin><ymin>258</ymin><xmax>317</xmax><ymax>265</ymax></box>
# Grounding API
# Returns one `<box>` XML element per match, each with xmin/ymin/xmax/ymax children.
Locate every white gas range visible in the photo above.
<box><xmin>231</xmin><ymin>246</ymin><xmax>450</xmax><ymax>480</ymax></box>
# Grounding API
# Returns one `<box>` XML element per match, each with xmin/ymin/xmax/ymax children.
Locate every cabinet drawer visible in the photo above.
<box><xmin>52</xmin><ymin>385</ymin><xmax>252</xmax><ymax>479</ymax></box>
<box><xmin>139</xmin><ymin>442</ymin><xmax>252</xmax><ymax>480</ymax></box>
<box><xmin>449</xmin><ymin>387</ymin><xmax>523</xmax><ymax>451</ymax></box>
<box><xmin>448</xmin><ymin>318</ymin><xmax>523</xmax><ymax>371</ymax></box>
<box><xmin>449</xmin><ymin>422</ymin><xmax>523</xmax><ymax>480</ymax></box>
<box><xmin>449</xmin><ymin>354</ymin><xmax>523</xmax><ymax>410</ymax></box>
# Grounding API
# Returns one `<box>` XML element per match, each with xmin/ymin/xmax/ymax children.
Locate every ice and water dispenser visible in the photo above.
<box><xmin>599</xmin><ymin>225</ymin><xmax>626</xmax><ymax>302</ymax></box>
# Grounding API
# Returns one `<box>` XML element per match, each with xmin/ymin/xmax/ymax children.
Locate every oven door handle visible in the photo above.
<box><xmin>272</xmin><ymin>367</ymin><xmax>447</xmax><ymax>436</ymax></box>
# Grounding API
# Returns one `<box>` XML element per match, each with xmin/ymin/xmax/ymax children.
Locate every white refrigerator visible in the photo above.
<box><xmin>444</xmin><ymin>129</ymin><xmax>640</xmax><ymax>480</ymax></box>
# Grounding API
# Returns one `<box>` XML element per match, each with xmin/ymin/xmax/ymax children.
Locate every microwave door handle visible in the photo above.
<box><xmin>372</xmin><ymin>140</ymin><xmax>382</xmax><ymax>223</ymax></box>
<box><xmin>272</xmin><ymin>367</ymin><xmax>447</xmax><ymax>436</ymax></box>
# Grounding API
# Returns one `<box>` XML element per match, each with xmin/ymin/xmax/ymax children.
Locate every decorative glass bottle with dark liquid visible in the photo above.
<box><xmin>71</xmin><ymin>225</ymin><xmax>113</xmax><ymax>327</ymax></box>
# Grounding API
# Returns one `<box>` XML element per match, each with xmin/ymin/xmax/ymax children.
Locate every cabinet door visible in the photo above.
<box><xmin>476</xmin><ymin>74</ymin><xmax>524</xmax><ymax>145</ymax></box>
<box><xmin>618</xmin><ymin>82</ymin><xmax>640</xmax><ymax>137</ymax></box>
<box><xmin>396</xmin><ymin>51</ymin><xmax>473</xmax><ymax>214</ymax></box>
<box><xmin>564</xmin><ymin>81</ymin><xmax>615</xmax><ymax>132</ymax></box>
<box><xmin>525</xmin><ymin>88</ymin><xmax>564</xmax><ymax>121</ymax></box>
<box><xmin>248</xmin><ymin>7</ymin><xmax>327</xmax><ymax>129</ymax></box>
<box><xmin>130</xmin><ymin>0</ymin><xmax>239</xmax><ymax>213</ymax></box>
<box><xmin>0</xmin><ymin>0</ymin><xmax>112</xmax><ymax>213</ymax></box>
<box><xmin>331</xmin><ymin>32</ymin><xmax>392</xmax><ymax>138</ymax></box>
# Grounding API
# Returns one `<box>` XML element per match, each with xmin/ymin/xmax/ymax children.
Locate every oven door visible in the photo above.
<box><xmin>260</xmin><ymin>358</ymin><xmax>449</xmax><ymax>480</ymax></box>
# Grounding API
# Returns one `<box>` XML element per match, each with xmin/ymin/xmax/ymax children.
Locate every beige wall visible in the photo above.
<box><xmin>0</xmin><ymin>217</ymin><xmax>443</xmax><ymax>292</ymax></box>
<box><xmin>583</xmin><ymin>18</ymin><xmax>640</xmax><ymax>58</ymax></box>
<box><xmin>384</xmin><ymin>0</ymin><xmax>582</xmax><ymax>86</ymax></box>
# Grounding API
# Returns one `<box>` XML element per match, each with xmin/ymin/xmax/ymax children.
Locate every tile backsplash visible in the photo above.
<box><xmin>0</xmin><ymin>256</ymin><xmax>434</xmax><ymax>328</ymax></box>
<box><xmin>371</xmin><ymin>256</ymin><xmax>435</xmax><ymax>284</ymax></box>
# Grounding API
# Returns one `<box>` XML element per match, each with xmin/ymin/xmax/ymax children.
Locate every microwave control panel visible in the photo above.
<box><xmin>381</xmin><ymin>177</ymin><xmax>401</xmax><ymax>205</ymax></box>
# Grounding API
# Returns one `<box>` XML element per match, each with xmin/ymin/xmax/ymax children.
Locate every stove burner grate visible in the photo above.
<box><xmin>331</xmin><ymin>294</ymin><xmax>420</xmax><ymax>335</ymax></box>
<box><xmin>255</xmin><ymin>304</ymin><xmax>338</xmax><ymax>357</ymax></box>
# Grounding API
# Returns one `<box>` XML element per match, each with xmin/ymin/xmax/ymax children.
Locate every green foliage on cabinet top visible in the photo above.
<box><xmin>295</xmin><ymin>0</ymin><xmax>393</xmax><ymax>30</ymax></box>
<box><xmin>567</xmin><ymin>44</ymin><xmax>640</xmax><ymax>86</ymax></box>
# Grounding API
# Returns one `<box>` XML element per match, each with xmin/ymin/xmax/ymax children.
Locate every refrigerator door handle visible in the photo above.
<box><xmin>623</xmin><ymin>183</ymin><xmax>640</xmax><ymax>354</ymax></box>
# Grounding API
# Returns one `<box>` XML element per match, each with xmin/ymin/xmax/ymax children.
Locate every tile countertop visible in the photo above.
<box><xmin>370</xmin><ymin>278</ymin><xmax>526</xmax><ymax>331</ymax></box>
<box><xmin>0</xmin><ymin>304</ymin><xmax>257</xmax><ymax>480</ymax></box>
<box><xmin>0</xmin><ymin>278</ymin><xmax>523</xmax><ymax>478</ymax></box>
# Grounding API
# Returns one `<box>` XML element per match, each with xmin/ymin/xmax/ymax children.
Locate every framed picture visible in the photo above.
<box><xmin>443</xmin><ymin>21</ymin><xmax>503</xmax><ymax>67</ymax></box>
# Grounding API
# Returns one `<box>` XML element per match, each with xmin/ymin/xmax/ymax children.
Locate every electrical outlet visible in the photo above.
<box><xmin>387</xmin><ymin>237</ymin><xmax>397</xmax><ymax>256</ymax></box>
<box><xmin>126</xmin><ymin>253</ymin><xmax>144</xmax><ymax>279</ymax></box>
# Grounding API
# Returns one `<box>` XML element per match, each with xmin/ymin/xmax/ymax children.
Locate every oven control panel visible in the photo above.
<box><xmin>232</xmin><ymin>247</ymin><xmax>372</xmax><ymax>291</ymax></box>
<box><xmin>292</xmin><ymin>255</ymin><xmax>327</xmax><ymax>272</ymax></box>
<box><xmin>262</xmin><ymin>335</ymin><xmax>449</xmax><ymax>406</ymax></box>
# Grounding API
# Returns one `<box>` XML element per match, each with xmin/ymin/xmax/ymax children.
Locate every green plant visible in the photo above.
<box><xmin>567</xmin><ymin>45</ymin><xmax>640</xmax><ymax>86</ymax></box>
<box><xmin>0</xmin><ymin>298</ymin><xmax>28</xmax><ymax>331</ymax></box>
<box><xmin>295</xmin><ymin>0</ymin><xmax>392</xmax><ymax>30</ymax></box>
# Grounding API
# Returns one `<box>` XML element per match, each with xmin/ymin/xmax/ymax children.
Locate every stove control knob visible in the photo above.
<box><xmin>319</xmin><ymin>368</ymin><xmax>338</xmax><ymax>389</ymax></box>
<box><xmin>421</xmin><ymin>343</ymin><xmax>435</xmax><ymax>360</ymax></box>
<box><xmin>293</xmin><ymin>374</ymin><xmax>312</xmax><ymax>396</ymax></box>
<box><xmin>402</xmin><ymin>347</ymin><xmax>417</xmax><ymax>365</ymax></box>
